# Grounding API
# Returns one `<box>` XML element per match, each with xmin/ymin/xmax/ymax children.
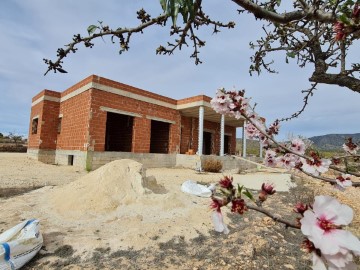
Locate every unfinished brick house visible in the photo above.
<box><xmin>28</xmin><ymin>75</ymin><xmax>245</xmax><ymax>170</ymax></box>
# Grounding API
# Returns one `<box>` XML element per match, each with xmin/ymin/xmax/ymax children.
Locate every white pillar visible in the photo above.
<box><xmin>259</xmin><ymin>141</ymin><xmax>263</xmax><ymax>158</ymax></box>
<box><xmin>198</xmin><ymin>106</ymin><xmax>204</xmax><ymax>156</ymax></box>
<box><xmin>242</xmin><ymin>122</ymin><xmax>247</xmax><ymax>158</ymax></box>
<box><xmin>220</xmin><ymin>114</ymin><xmax>225</xmax><ymax>156</ymax></box>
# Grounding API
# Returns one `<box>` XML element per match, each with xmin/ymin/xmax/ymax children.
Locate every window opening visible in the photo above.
<box><xmin>32</xmin><ymin>118</ymin><xmax>38</xmax><ymax>134</ymax></box>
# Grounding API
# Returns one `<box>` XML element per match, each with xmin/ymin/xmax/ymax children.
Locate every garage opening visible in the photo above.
<box><xmin>203</xmin><ymin>131</ymin><xmax>212</xmax><ymax>155</ymax></box>
<box><xmin>105</xmin><ymin>112</ymin><xmax>133</xmax><ymax>152</ymax></box>
<box><xmin>150</xmin><ymin>120</ymin><xmax>170</xmax><ymax>153</ymax></box>
<box><xmin>224</xmin><ymin>135</ymin><xmax>230</xmax><ymax>155</ymax></box>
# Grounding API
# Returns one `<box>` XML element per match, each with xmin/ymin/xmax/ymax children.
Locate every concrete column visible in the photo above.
<box><xmin>259</xmin><ymin>141</ymin><xmax>263</xmax><ymax>158</ymax></box>
<box><xmin>198</xmin><ymin>106</ymin><xmax>204</xmax><ymax>155</ymax></box>
<box><xmin>220</xmin><ymin>114</ymin><xmax>225</xmax><ymax>156</ymax></box>
<box><xmin>242</xmin><ymin>122</ymin><xmax>247</xmax><ymax>158</ymax></box>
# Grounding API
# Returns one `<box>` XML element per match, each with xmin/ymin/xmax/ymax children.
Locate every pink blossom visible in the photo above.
<box><xmin>245</xmin><ymin>123</ymin><xmax>259</xmax><ymax>139</ymax></box>
<box><xmin>342</xmin><ymin>138</ymin><xmax>358</xmax><ymax>155</ymax></box>
<box><xmin>259</xmin><ymin>134</ymin><xmax>269</xmax><ymax>148</ymax></box>
<box><xmin>311</xmin><ymin>248</ymin><xmax>358</xmax><ymax>270</ymax></box>
<box><xmin>210</xmin><ymin>197</ymin><xmax>225</xmax><ymax>212</ymax></box>
<box><xmin>276</xmin><ymin>153</ymin><xmax>296</xmax><ymax>170</ymax></box>
<box><xmin>259</xmin><ymin>182</ymin><xmax>276</xmax><ymax>202</ymax></box>
<box><xmin>300</xmin><ymin>196</ymin><xmax>360</xmax><ymax>261</ymax></box>
<box><xmin>333</xmin><ymin>22</ymin><xmax>346</xmax><ymax>41</ymax></box>
<box><xmin>264</xmin><ymin>150</ymin><xmax>277</xmax><ymax>167</ymax></box>
<box><xmin>267</xmin><ymin>120</ymin><xmax>280</xmax><ymax>136</ymax></box>
<box><xmin>231</xmin><ymin>198</ymin><xmax>248</xmax><ymax>214</ymax></box>
<box><xmin>290</xmin><ymin>138</ymin><xmax>306</xmax><ymax>155</ymax></box>
<box><xmin>219</xmin><ymin>176</ymin><xmax>234</xmax><ymax>190</ymax></box>
<box><xmin>261</xmin><ymin>182</ymin><xmax>276</xmax><ymax>195</ymax></box>
<box><xmin>353</xmin><ymin>3</ymin><xmax>359</xmax><ymax>18</ymax></box>
<box><xmin>210</xmin><ymin>88</ymin><xmax>250</xmax><ymax>119</ymax></box>
<box><xmin>210</xmin><ymin>88</ymin><xmax>232</xmax><ymax>115</ymax></box>
<box><xmin>300</xmin><ymin>154</ymin><xmax>331</xmax><ymax>176</ymax></box>
<box><xmin>294</xmin><ymin>202</ymin><xmax>308</xmax><ymax>216</ymax></box>
<box><xmin>336</xmin><ymin>174</ymin><xmax>352</xmax><ymax>189</ymax></box>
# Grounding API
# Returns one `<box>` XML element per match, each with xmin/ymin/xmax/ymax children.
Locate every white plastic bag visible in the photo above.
<box><xmin>181</xmin><ymin>180</ymin><xmax>213</xmax><ymax>197</ymax></box>
<box><xmin>0</xmin><ymin>219</ymin><xmax>43</xmax><ymax>270</ymax></box>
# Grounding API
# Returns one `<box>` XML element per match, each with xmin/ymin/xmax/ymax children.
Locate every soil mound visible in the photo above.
<box><xmin>49</xmin><ymin>159</ymin><xmax>160</xmax><ymax>215</ymax></box>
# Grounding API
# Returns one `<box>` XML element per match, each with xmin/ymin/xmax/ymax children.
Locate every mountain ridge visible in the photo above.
<box><xmin>235</xmin><ymin>133</ymin><xmax>360</xmax><ymax>152</ymax></box>
<box><xmin>308</xmin><ymin>133</ymin><xmax>360</xmax><ymax>151</ymax></box>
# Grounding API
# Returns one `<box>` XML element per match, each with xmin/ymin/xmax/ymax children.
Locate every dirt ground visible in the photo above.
<box><xmin>0</xmin><ymin>153</ymin><xmax>359</xmax><ymax>270</ymax></box>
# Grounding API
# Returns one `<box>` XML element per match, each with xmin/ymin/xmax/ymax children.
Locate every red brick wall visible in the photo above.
<box><xmin>180</xmin><ymin>116</ymin><xmax>194</xmax><ymax>154</ymax></box>
<box><xmin>95</xmin><ymin>76</ymin><xmax>177</xmax><ymax>105</ymax></box>
<box><xmin>28</xmin><ymin>90</ymin><xmax>61</xmax><ymax>149</ymax></box>
<box><xmin>31</xmin><ymin>89</ymin><xmax>60</xmax><ymax>103</ymax></box>
<box><xmin>88</xmin><ymin>89</ymin><xmax>181</xmax><ymax>153</ymax></box>
<box><xmin>56</xmin><ymin>91</ymin><xmax>92</xmax><ymax>151</ymax></box>
<box><xmin>39</xmin><ymin>100</ymin><xmax>60</xmax><ymax>149</ymax></box>
<box><xmin>28</xmin><ymin>102</ymin><xmax>43</xmax><ymax>149</ymax></box>
<box><xmin>133</xmin><ymin>117</ymin><xmax>151</xmax><ymax>153</ymax></box>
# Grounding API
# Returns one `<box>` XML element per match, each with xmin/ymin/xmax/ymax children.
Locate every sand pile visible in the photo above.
<box><xmin>49</xmin><ymin>159</ymin><xmax>162</xmax><ymax>215</ymax></box>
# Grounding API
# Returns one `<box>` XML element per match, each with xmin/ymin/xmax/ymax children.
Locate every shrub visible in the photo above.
<box><xmin>203</xmin><ymin>158</ymin><xmax>222</xmax><ymax>173</ymax></box>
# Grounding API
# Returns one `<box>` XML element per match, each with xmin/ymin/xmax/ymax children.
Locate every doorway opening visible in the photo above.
<box><xmin>203</xmin><ymin>131</ymin><xmax>212</xmax><ymax>155</ymax></box>
<box><xmin>105</xmin><ymin>112</ymin><xmax>133</xmax><ymax>152</ymax></box>
<box><xmin>150</xmin><ymin>120</ymin><xmax>170</xmax><ymax>153</ymax></box>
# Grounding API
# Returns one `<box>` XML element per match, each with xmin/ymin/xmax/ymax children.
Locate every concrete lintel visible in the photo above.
<box><xmin>31</xmin><ymin>96</ymin><xmax>60</xmax><ymax>107</ymax></box>
<box><xmin>176</xmin><ymin>100</ymin><xmax>211</xmax><ymax>110</ymax></box>
<box><xmin>100</xmin><ymin>106</ymin><xmax>142</xmax><ymax>118</ymax></box>
<box><xmin>146</xmin><ymin>116</ymin><xmax>176</xmax><ymax>124</ymax></box>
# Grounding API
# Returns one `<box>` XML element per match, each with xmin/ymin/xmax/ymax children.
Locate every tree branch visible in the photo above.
<box><xmin>44</xmin><ymin>14</ymin><xmax>169</xmax><ymax>75</ymax></box>
<box><xmin>231</xmin><ymin>0</ymin><xmax>336</xmax><ymax>24</ymax></box>
<box><xmin>309</xmin><ymin>72</ymin><xmax>360</xmax><ymax>94</ymax></box>
<box><xmin>247</xmin><ymin>205</ymin><xmax>301</xmax><ymax>229</ymax></box>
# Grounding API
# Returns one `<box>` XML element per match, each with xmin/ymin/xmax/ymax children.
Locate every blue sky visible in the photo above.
<box><xmin>1</xmin><ymin>0</ymin><xmax>359</xmax><ymax>140</ymax></box>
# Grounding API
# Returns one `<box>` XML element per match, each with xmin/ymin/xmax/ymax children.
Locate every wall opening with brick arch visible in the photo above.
<box><xmin>105</xmin><ymin>112</ymin><xmax>134</xmax><ymax>152</ymax></box>
<box><xmin>150</xmin><ymin>120</ymin><xmax>170</xmax><ymax>154</ymax></box>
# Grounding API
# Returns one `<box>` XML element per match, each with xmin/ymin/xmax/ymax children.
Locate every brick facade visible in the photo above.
<box><xmin>28</xmin><ymin>75</ymin><xmax>239</xmax><ymax>169</ymax></box>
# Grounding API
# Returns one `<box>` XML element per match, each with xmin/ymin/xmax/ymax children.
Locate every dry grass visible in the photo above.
<box><xmin>203</xmin><ymin>158</ymin><xmax>223</xmax><ymax>173</ymax></box>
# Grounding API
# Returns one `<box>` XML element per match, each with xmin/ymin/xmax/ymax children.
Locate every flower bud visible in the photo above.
<box><xmin>258</xmin><ymin>191</ymin><xmax>268</xmax><ymax>202</ymax></box>
<box><xmin>231</xmin><ymin>198</ymin><xmax>248</xmax><ymax>215</ymax></box>
<box><xmin>219</xmin><ymin>176</ymin><xmax>233</xmax><ymax>190</ymax></box>
<box><xmin>261</xmin><ymin>183</ymin><xmax>276</xmax><ymax>195</ymax></box>
<box><xmin>294</xmin><ymin>203</ymin><xmax>308</xmax><ymax>216</ymax></box>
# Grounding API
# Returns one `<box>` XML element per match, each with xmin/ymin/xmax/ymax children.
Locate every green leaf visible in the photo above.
<box><xmin>172</xmin><ymin>4</ymin><xmax>180</xmax><ymax>26</ymax></box>
<box><xmin>160</xmin><ymin>0</ymin><xmax>167</xmax><ymax>12</ymax></box>
<box><xmin>339</xmin><ymin>14</ymin><xmax>350</xmax><ymax>24</ymax></box>
<box><xmin>56</xmin><ymin>67</ymin><xmax>67</xmax><ymax>73</ymax></box>
<box><xmin>87</xmin><ymin>25</ymin><xmax>98</xmax><ymax>35</ymax></box>
<box><xmin>237</xmin><ymin>184</ymin><xmax>244</xmax><ymax>197</ymax></box>
<box><xmin>187</xmin><ymin>0</ymin><xmax>194</xmax><ymax>20</ymax></box>
<box><xmin>243</xmin><ymin>189</ymin><xmax>255</xmax><ymax>202</ymax></box>
<box><xmin>276</xmin><ymin>0</ymin><xmax>281</xmax><ymax>6</ymax></box>
<box><xmin>286</xmin><ymin>52</ymin><xmax>296</xmax><ymax>58</ymax></box>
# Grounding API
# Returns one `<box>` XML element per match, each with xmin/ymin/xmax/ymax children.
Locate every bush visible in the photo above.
<box><xmin>203</xmin><ymin>158</ymin><xmax>223</xmax><ymax>173</ymax></box>
<box><xmin>0</xmin><ymin>144</ymin><xmax>27</xmax><ymax>153</ymax></box>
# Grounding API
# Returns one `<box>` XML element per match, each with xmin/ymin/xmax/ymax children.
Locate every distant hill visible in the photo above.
<box><xmin>309</xmin><ymin>133</ymin><xmax>360</xmax><ymax>151</ymax></box>
<box><xmin>235</xmin><ymin>133</ymin><xmax>360</xmax><ymax>153</ymax></box>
